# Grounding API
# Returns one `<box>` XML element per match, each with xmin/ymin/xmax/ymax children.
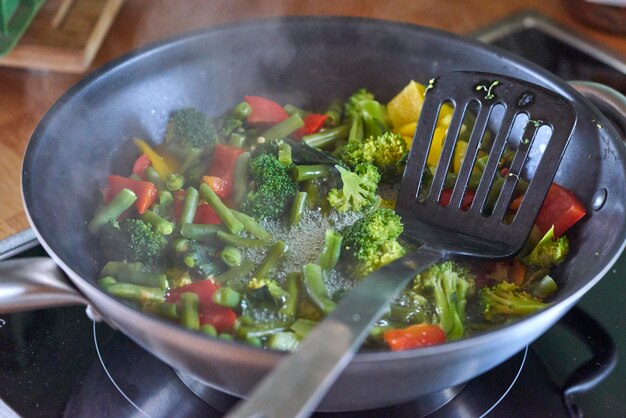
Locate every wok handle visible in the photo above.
<box><xmin>0</xmin><ymin>257</ymin><xmax>90</xmax><ymax>313</ymax></box>
<box><xmin>570</xmin><ymin>81</ymin><xmax>626</xmax><ymax>138</ymax></box>
<box><xmin>559</xmin><ymin>306</ymin><xmax>617</xmax><ymax>418</ymax></box>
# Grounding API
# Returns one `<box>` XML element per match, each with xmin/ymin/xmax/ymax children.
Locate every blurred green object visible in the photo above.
<box><xmin>0</xmin><ymin>0</ymin><xmax>45</xmax><ymax>56</ymax></box>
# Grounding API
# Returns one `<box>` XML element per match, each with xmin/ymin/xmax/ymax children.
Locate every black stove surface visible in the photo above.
<box><xmin>1</xmin><ymin>11</ymin><xmax>626</xmax><ymax>418</ymax></box>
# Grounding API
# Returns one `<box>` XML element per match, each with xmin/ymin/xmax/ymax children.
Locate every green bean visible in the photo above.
<box><xmin>293</xmin><ymin>165</ymin><xmax>331</xmax><ymax>182</ymax></box>
<box><xmin>128</xmin><ymin>173</ymin><xmax>143</xmax><ymax>181</ymax></box>
<box><xmin>445</xmin><ymin>171</ymin><xmax>483</xmax><ymax>191</ymax></box>
<box><xmin>232</xmin><ymin>152</ymin><xmax>251</xmax><ymax>206</ymax></box>
<box><xmin>180</xmin><ymin>187</ymin><xmax>199</xmax><ymax>225</ymax></box>
<box><xmin>235</xmin><ymin>322</ymin><xmax>290</xmax><ymax>339</ymax></box>
<box><xmin>212</xmin><ymin>287</ymin><xmax>241</xmax><ymax>308</ymax></box>
<box><xmin>219</xmin><ymin>333</ymin><xmax>234</xmax><ymax>342</ymax></box>
<box><xmin>302</xmin><ymin>263</ymin><xmax>335</xmax><ymax>314</ymax></box>
<box><xmin>102</xmin><ymin>282</ymin><xmax>164</xmax><ymax>303</ymax></box>
<box><xmin>324</xmin><ymin>100</ymin><xmax>342</xmax><ymax>126</ymax></box>
<box><xmin>200</xmin><ymin>183</ymin><xmax>244</xmax><ymax>234</ymax></box>
<box><xmin>229</xmin><ymin>132</ymin><xmax>247</xmax><ymax>148</ymax></box>
<box><xmin>231</xmin><ymin>210</ymin><xmax>272</xmax><ymax>241</ymax></box>
<box><xmin>100</xmin><ymin>261</ymin><xmax>143</xmax><ymax>278</ymax></box>
<box><xmin>319</xmin><ymin>229</ymin><xmax>343</xmax><ymax>271</ymax></box>
<box><xmin>118</xmin><ymin>269</ymin><xmax>169</xmax><ymax>289</ymax></box>
<box><xmin>303</xmin><ymin>181</ymin><xmax>320</xmax><ymax>209</ymax></box>
<box><xmin>166</xmin><ymin>173</ymin><xmax>185</xmax><ymax>192</ymax></box>
<box><xmin>213</xmin><ymin>259</ymin><xmax>255</xmax><ymax>286</ymax></box>
<box><xmin>173</xmin><ymin>238</ymin><xmax>190</xmax><ymax>254</ymax></box>
<box><xmin>261</xmin><ymin>113</ymin><xmax>304</xmax><ymax>140</ymax></box>
<box><xmin>474</xmin><ymin>154</ymin><xmax>489</xmax><ymax>172</ymax></box>
<box><xmin>221</xmin><ymin>246</ymin><xmax>242</xmax><ymax>267</ymax></box>
<box><xmin>179</xmin><ymin>147</ymin><xmax>204</xmax><ymax>174</ymax></box>
<box><xmin>145</xmin><ymin>167</ymin><xmax>167</xmax><ymax>191</ymax></box>
<box><xmin>88</xmin><ymin>188</ymin><xmax>137</xmax><ymax>234</ymax></box>
<box><xmin>233</xmin><ymin>101</ymin><xmax>252</xmax><ymax>119</ymax></box>
<box><xmin>180</xmin><ymin>292</ymin><xmax>200</xmax><ymax>330</ymax></box>
<box><xmin>280</xmin><ymin>272</ymin><xmax>300</xmax><ymax>318</ymax></box>
<box><xmin>289</xmin><ymin>192</ymin><xmax>308</xmax><ymax>226</ymax></box>
<box><xmin>144</xmin><ymin>302</ymin><xmax>179</xmax><ymax>321</ymax></box>
<box><xmin>485</xmin><ymin>175</ymin><xmax>505</xmax><ymax>211</ymax></box>
<box><xmin>140</xmin><ymin>210</ymin><xmax>174</xmax><ymax>235</ymax></box>
<box><xmin>291</xmin><ymin>318</ymin><xmax>317</xmax><ymax>338</ymax></box>
<box><xmin>181</xmin><ymin>223</ymin><xmax>222</xmax><ymax>241</ymax></box>
<box><xmin>253</xmin><ymin>241</ymin><xmax>287</xmax><ymax>279</ymax></box>
<box><xmin>302</xmin><ymin>125</ymin><xmax>349</xmax><ymax>149</ymax></box>
<box><xmin>283</xmin><ymin>104</ymin><xmax>309</xmax><ymax>117</ymax></box>
<box><xmin>159</xmin><ymin>190</ymin><xmax>173</xmax><ymax>206</ymax></box>
<box><xmin>216</xmin><ymin>230</ymin><xmax>270</xmax><ymax>248</ymax></box>
<box><xmin>278</xmin><ymin>142</ymin><xmax>292</xmax><ymax>166</ymax></box>
<box><xmin>98</xmin><ymin>276</ymin><xmax>117</xmax><ymax>287</ymax></box>
<box><xmin>246</xmin><ymin>336</ymin><xmax>262</xmax><ymax>347</ymax></box>
<box><xmin>200</xmin><ymin>324</ymin><xmax>217</xmax><ymax>337</ymax></box>
<box><xmin>267</xmin><ymin>332</ymin><xmax>300</xmax><ymax>352</ymax></box>
<box><xmin>528</xmin><ymin>275</ymin><xmax>558</xmax><ymax>299</ymax></box>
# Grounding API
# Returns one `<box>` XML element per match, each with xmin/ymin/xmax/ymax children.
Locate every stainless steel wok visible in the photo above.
<box><xmin>1</xmin><ymin>17</ymin><xmax>626</xmax><ymax>412</ymax></box>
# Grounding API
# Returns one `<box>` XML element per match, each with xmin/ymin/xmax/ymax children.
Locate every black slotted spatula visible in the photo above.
<box><xmin>226</xmin><ymin>71</ymin><xmax>577</xmax><ymax>418</ymax></box>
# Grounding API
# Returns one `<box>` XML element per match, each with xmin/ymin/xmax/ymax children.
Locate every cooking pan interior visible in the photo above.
<box><xmin>20</xmin><ymin>16</ymin><xmax>626</xmax><ymax>409</ymax></box>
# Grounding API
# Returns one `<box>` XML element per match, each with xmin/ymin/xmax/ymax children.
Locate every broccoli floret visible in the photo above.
<box><xmin>164</xmin><ymin>108</ymin><xmax>218</xmax><ymax>149</ymax></box>
<box><xmin>341</xmin><ymin>208</ymin><xmax>406</xmax><ymax>276</ymax></box>
<box><xmin>480</xmin><ymin>281</ymin><xmax>548</xmax><ymax>321</ymax></box>
<box><xmin>181</xmin><ymin>241</ymin><xmax>220</xmax><ymax>277</ymax></box>
<box><xmin>344</xmin><ymin>88</ymin><xmax>390</xmax><ymax>140</ymax></box>
<box><xmin>412</xmin><ymin>261</ymin><xmax>475</xmax><ymax>340</ymax></box>
<box><xmin>241</xmin><ymin>153</ymin><xmax>298</xmax><ymax>220</ymax></box>
<box><xmin>328</xmin><ymin>163</ymin><xmax>380</xmax><ymax>212</ymax></box>
<box><xmin>333</xmin><ymin>132</ymin><xmax>407</xmax><ymax>181</ymax></box>
<box><xmin>98</xmin><ymin>219</ymin><xmax>168</xmax><ymax>268</ymax></box>
<box><xmin>220</xmin><ymin>115</ymin><xmax>243</xmax><ymax>138</ymax></box>
<box><xmin>388</xmin><ymin>289</ymin><xmax>432</xmax><ymax>325</ymax></box>
<box><xmin>523</xmin><ymin>226</ymin><xmax>569</xmax><ymax>269</ymax></box>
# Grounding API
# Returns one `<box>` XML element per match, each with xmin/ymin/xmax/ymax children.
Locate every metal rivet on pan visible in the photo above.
<box><xmin>592</xmin><ymin>188</ymin><xmax>608</xmax><ymax>211</ymax></box>
<box><xmin>518</xmin><ymin>92</ymin><xmax>535</xmax><ymax>107</ymax></box>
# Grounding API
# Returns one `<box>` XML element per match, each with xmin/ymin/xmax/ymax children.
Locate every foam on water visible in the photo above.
<box><xmin>241</xmin><ymin>208</ymin><xmax>362</xmax><ymax>289</ymax></box>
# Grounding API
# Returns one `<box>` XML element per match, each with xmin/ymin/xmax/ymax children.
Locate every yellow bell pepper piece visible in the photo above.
<box><xmin>427</xmin><ymin>126</ymin><xmax>446</xmax><ymax>167</ymax></box>
<box><xmin>395</xmin><ymin>122</ymin><xmax>417</xmax><ymax>138</ymax></box>
<box><xmin>133</xmin><ymin>138</ymin><xmax>179</xmax><ymax>180</ymax></box>
<box><xmin>453</xmin><ymin>140</ymin><xmax>468</xmax><ymax>174</ymax></box>
<box><xmin>387</xmin><ymin>81</ymin><xmax>425</xmax><ymax>129</ymax></box>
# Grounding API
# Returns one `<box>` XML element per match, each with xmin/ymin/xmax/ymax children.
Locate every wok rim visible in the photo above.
<box><xmin>20</xmin><ymin>15</ymin><xmax>626</xmax><ymax>365</ymax></box>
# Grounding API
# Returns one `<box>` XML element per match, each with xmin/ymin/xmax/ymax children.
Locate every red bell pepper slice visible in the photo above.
<box><xmin>104</xmin><ymin>175</ymin><xmax>157</xmax><ymax>214</ymax></box>
<box><xmin>293</xmin><ymin>113</ymin><xmax>328</xmax><ymax>140</ymax></box>
<box><xmin>202</xmin><ymin>176</ymin><xmax>230</xmax><ymax>200</ymax></box>
<box><xmin>207</xmin><ymin>144</ymin><xmax>245</xmax><ymax>199</ymax></box>
<box><xmin>383</xmin><ymin>324</ymin><xmax>446</xmax><ymax>351</ymax></box>
<box><xmin>244</xmin><ymin>95</ymin><xmax>289</xmax><ymax>126</ymax></box>
<box><xmin>132</xmin><ymin>154</ymin><xmax>152</xmax><ymax>180</ymax></box>
<box><xmin>166</xmin><ymin>279</ymin><xmax>219</xmax><ymax>307</ymax></box>
<box><xmin>535</xmin><ymin>183</ymin><xmax>586</xmax><ymax>238</ymax></box>
<box><xmin>439</xmin><ymin>188</ymin><xmax>475</xmax><ymax>211</ymax></box>
<box><xmin>199</xmin><ymin>305</ymin><xmax>238</xmax><ymax>332</ymax></box>
<box><xmin>194</xmin><ymin>203</ymin><xmax>222</xmax><ymax>225</ymax></box>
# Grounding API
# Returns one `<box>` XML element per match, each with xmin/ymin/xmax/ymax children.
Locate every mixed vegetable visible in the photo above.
<box><xmin>89</xmin><ymin>80</ymin><xmax>586</xmax><ymax>352</ymax></box>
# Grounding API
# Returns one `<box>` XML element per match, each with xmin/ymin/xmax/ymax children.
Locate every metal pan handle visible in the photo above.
<box><xmin>570</xmin><ymin>81</ymin><xmax>626</xmax><ymax>138</ymax></box>
<box><xmin>0</xmin><ymin>257</ymin><xmax>90</xmax><ymax>313</ymax></box>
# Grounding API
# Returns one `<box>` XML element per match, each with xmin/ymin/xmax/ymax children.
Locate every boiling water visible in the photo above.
<box><xmin>241</xmin><ymin>208</ymin><xmax>362</xmax><ymax>295</ymax></box>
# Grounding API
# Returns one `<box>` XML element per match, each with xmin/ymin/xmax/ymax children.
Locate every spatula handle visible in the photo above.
<box><xmin>225</xmin><ymin>246</ymin><xmax>443</xmax><ymax>418</ymax></box>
